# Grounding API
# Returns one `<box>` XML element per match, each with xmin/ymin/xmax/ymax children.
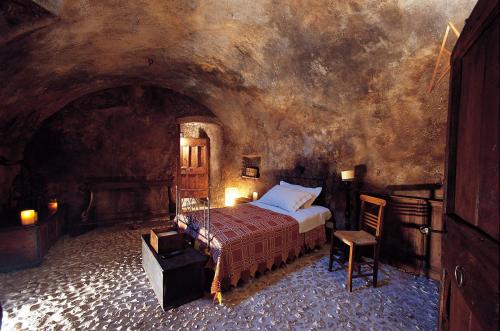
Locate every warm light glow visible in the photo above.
<box><xmin>341</xmin><ymin>170</ymin><xmax>355</xmax><ymax>181</ymax></box>
<box><xmin>225</xmin><ymin>187</ymin><xmax>240</xmax><ymax>206</ymax></box>
<box><xmin>48</xmin><ymin>201</ymin><xmax>58</xmax><ymax>214</ymax></box>
<box><xmin>20</xmin><ymin>210</ymin><xmax>37</xmax><ymax>225</ymax></box>
<box><xmin>252</xmin><ymin>192</ymin><xmax>259</xmax><ymax>201</ymax></box>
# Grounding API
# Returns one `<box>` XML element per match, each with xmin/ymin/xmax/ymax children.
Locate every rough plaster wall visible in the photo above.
<box><xmin>180</xmin><ymin>122</ymin><xmax>224</xmax><ymax>206</ymax></box>
<box><xmin>20</xmin><ymin>86</ymin><xmax>215</xmax><ymax>221</ymax></box>
<box><xmin>0</xmin><ymin>0</ymin><xmax>477</xmax><ymax>219</ymax></box>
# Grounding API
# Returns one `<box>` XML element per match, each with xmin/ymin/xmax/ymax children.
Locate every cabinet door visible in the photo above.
<box><xmin>441</xmin><ymin>219</ymin><xmax>499</xmax><ymax>330</ymax></box>
<box><xmin>440</xmin><ymin>269</ymin><xmax>486</xmax><ymax>331</ymax></box>
<box><xmin>447</xmin><ymin>11</ymin><xmax>499</xmax><ymax>241</ymax></box>
<box><xmin>429</xmin><ymin>200</ymin><xmax>443</xmax><ymax>280</ymax></box>
<box><xmin>442</xmin><ymin>1</ymin><xmax>500</xmax><ymax>329</ymax></box>
<box><xmin>383</xmin><ymin>196</ymin><xmax>429</xmax><ymax>275</ymax></box>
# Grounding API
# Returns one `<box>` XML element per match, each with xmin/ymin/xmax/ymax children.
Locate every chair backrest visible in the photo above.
<box><xmin>359</xmin><ymin>194</ymin><xmax>387</xmax><ymax>239</ymax></box>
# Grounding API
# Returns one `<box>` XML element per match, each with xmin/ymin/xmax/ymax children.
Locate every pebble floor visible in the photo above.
<box><xmin>0</xmin><ymin>223</ymin><xmax>439</xmax><ymax>330</ymax></box>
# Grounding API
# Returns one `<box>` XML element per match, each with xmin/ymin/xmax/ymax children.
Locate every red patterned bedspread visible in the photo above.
<box><xmin>178</xmin><ymin>204</ymin><xmax>325</xmax><ymax>295</ymax></box>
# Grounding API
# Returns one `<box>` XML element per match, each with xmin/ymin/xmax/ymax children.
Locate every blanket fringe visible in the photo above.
<box><xmin>214</xmin><ymin>292</ymin><xmax>223</xmax><ymax>305</ymax></box>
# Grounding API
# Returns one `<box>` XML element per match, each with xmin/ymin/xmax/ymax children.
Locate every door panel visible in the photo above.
<box><xmin>179</xmin><ymin>137</ymin><xmax>209</xmax><ymax>198</ymax></box>
<box><xmin>441</xmin><ymin>1</ymin><xmax>500</xmax><ymax>329</ymax></box>
<box><xmin>453</xmin><ymin>35</ymin><xmax>484</xmax><ymax>226</ymax></box>
<box><xmin>443</xmin><ymin>218</ymin><xmax>499</xmax><ymax>331</ymax></box>
<box><xmin>453</xmin><ymin>15</ymin><xmax>499</xmax><ymax>240</ymax></box>
<box><xmin>477</xmin><ymin>17</ymin><xmax>499</xmax><ymax>239</ymax></box>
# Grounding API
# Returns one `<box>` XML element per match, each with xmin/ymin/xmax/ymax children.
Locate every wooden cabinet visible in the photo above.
<box><xmin>440</xmin><ymin>220</ymin><xmax>499</xmax><ymax>330</ymax></box>
<box><xmin>0</xmin><ymin>207</ymin><xmax>65</xmax><ymax>272</ymax></box>
<box><xmin>381</xmin><ymin>195</ymin><xmax>443</xmax><ymax>281</ymax></box>
<box><xmin>440</xmin><ymin>0</ymin><xmax>499</xmax><ymax>329</ymax></box>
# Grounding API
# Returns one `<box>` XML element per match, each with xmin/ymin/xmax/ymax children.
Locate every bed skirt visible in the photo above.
<box><xmin>211</xmin><ymin>224</ymin><xmax>325</xmax><ymax>294</ymax></box>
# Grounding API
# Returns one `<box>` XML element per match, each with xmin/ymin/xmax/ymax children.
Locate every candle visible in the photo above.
<box><xmin>48</xmin><ymin>200</ymin><xmax>58</xmax><ymax>214</ymax></box>
<box><xmin>252</xmin><ymin>192</ymin><xmax>259</xmax><ymax>201</ymax></box>
<box><xmin>20</xmin><ymin>210</ymin><xmax>37</xmax><ymax>225</ymax></box>
<box><xmin>225</xmin><ymin>187</ymin><xmax>239</xmax><ymax>207</ymax></box>
<box><xmin>341</xmin><ymin>170</ymin><xmax>355</xmax><ymax>181</ymax></box>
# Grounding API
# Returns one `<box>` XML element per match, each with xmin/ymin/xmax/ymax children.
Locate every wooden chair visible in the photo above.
<box><xmin>328</xmin><ymin>194</ymin><xmax>387</xmax><ymax>292</ymax></box>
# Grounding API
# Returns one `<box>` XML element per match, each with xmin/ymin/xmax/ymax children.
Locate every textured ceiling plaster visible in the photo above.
<box><xmin>32</xmin><ymin>0</ymin><xmax>64</xmax><ymax>15</ymax></box>
<box><xmin>0</xmin><ymin>0</ymin><xmax>477</xmax><ymax>207</ymax></box>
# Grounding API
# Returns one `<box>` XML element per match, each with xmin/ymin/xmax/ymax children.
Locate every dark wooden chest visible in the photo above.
<box><xmin>141</xmin><ymin>234</ymin><xmax>207</xmax><ymax>310</ymax></box>
<box><xmin>0</xmin><ymin>207</ymin><xmax>65</xmax><ymax>272</ymax></box>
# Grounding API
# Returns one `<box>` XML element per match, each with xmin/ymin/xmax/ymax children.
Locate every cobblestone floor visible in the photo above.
<box><xmin>0</xmin><ymin>223</ymin><xmax>439</xmax><ymax>330</ymax></box>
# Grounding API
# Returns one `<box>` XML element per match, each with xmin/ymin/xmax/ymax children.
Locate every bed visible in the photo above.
<box><xmin>175</xmin><ymin>177</ymin><xmax>331</xmax><ymax>301</ymax></box>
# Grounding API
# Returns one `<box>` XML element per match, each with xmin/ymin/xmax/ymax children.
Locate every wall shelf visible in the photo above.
<box><xmin>241</xmin><ymin>175</ymin><xmax>259</xmax><ymax>180</ymax></box>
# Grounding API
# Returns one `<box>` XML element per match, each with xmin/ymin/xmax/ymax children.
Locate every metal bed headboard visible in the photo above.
<box><xmin>175</xmin><ymin>186</ymin><xmax>212</xmax><ymax>248</ymax></box>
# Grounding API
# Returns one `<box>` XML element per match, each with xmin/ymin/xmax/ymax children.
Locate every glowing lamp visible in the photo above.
<box><xmin>341</xmin><ymin>170</ymin><xmax>355</xmax><ymax>181</ymax></box>
<box><xmin>48</xmin><ymin>199</ymin><xmax>58</xmax><ymax>214</ymax></box>
<box><xmin>225</xmin><ymin>187</ymin><xmax>239</xmax><ymax>207</ymax></box>
<box><xmin>20</xmin><ymin>210</ymin><xmax>37</xmax><ymax>225</ymax></box>
<box><xmin>252</xmin><ymin>192</ymin><xmax>259</xmax><ymax>201</ymax></box>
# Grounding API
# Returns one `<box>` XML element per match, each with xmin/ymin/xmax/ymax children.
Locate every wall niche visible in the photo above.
<box><xmin>241</xmin><ymin>155</ymin><xmax>261</xmax><ymax>179</ymax></box>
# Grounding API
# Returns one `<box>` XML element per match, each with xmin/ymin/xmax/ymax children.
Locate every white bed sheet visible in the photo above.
<box><xmin>249</xmin><ymin>201</ymin><xmax>332</xmax><ymax>233</ymax></box>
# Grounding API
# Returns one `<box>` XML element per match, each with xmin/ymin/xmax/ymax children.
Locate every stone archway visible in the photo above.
<box><xmin>177</xmin><ymin>116</ymin><xmax>224</xmax><ymax>207</ymax></box>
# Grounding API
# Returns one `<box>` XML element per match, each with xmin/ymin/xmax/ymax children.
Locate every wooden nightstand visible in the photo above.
<box><xmin>234</xmin><ymin>197</ymin><xmax>252</xmax><ymax>205</ymax></box>
<box><xmin>325</xmin><ymin>217</ymin><xmax>336</xmax><ymax>242</ymax></box>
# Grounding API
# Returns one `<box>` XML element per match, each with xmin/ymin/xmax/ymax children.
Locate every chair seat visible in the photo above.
<box><xmin>334</xmin><ymin>230</ymin><xmax>377</xmax><ymax>246</ymax></box>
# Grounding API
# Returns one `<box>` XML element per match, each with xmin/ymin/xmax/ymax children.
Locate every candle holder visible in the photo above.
<box><xmin>48</xmin><ymin>199</ymin><xmax>58</xmax><ymax>214</ymax></box>
<box><xmin>20</xmin><ymin>209</ymin><xmax>37</xmax><ymax>226</ymax></box>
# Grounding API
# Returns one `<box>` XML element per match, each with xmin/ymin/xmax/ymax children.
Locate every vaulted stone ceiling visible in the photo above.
<box><xmin>0</xmin><ymin>0</ymin><xmax>477</xmax><ymax>205</ymax></box>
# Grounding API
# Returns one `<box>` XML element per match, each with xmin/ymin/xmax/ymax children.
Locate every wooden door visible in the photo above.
<box><xmin>440</xmin><ymin>1</ymin><xmax>499</xmax><ymax>330</ymax></box>
<box><xmin>179</xmin><ymin>137</ymin><xmax>209</xmax><ymax>198</ymax></box>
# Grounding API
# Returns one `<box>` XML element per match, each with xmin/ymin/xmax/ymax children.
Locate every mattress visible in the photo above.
<box><xmin>249</xmin><ymin>201</ymin><xmax>332</xmax><ymax>233</ymax></box>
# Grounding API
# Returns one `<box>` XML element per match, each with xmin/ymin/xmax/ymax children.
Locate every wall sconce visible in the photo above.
<box><xmin>341</xmin><ymin>170</ymin><xmax>355</xmax><ymax>181</ymax></box>
<box><xmin>20</xmin><ymin>209</ymin><xmax>37</xmax><ymax>225</ymax></box>
<box><xmin>48</xmin><ymin>199</ymin><xmax>58</xmax><ymax>214</ymax></box>
<box><xmin>225</xmin><ymin>187</ymin><xmax>240</xmax><ymax>207</ymax></box>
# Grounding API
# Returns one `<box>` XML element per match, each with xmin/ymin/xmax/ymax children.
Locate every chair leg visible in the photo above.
<box><xmin>328</xmin><ymin>227</ymin><xmax>337</xmax><ymax>271</ymax></box>
<box><xmin>328</xmin><ymin>231</ymin><xmax>334</xmax><ymax>271</ymax></box>
<box><xmin>328</xmin><ymin>245</ymin><xmax>334</xmax><ymax>272</ymax></box>
<box><xmin>347</xmin><ymin>244</ymin><xmax>355</xmax><ymax>292</ymax></box>
<box><xmin>373</xmin><ymin>244</ymin><xmax>380</xmax><ymax>288</ymax></box>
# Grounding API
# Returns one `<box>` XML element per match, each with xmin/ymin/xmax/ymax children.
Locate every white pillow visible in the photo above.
<box><xmin>258</xmin><ymin>185</ymin><xmax>313</xmax><ymax>212</ymax></box>
<box><xmin>280</xmin><ymin>181</ymin><xmax>322</xmax><ymax>209</ymax></box>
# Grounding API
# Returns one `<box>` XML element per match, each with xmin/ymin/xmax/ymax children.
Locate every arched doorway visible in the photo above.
<box><xmin>178</xmin><ymin>116</ymin><xmax>224</xmax><ymax>207</ymax></box>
